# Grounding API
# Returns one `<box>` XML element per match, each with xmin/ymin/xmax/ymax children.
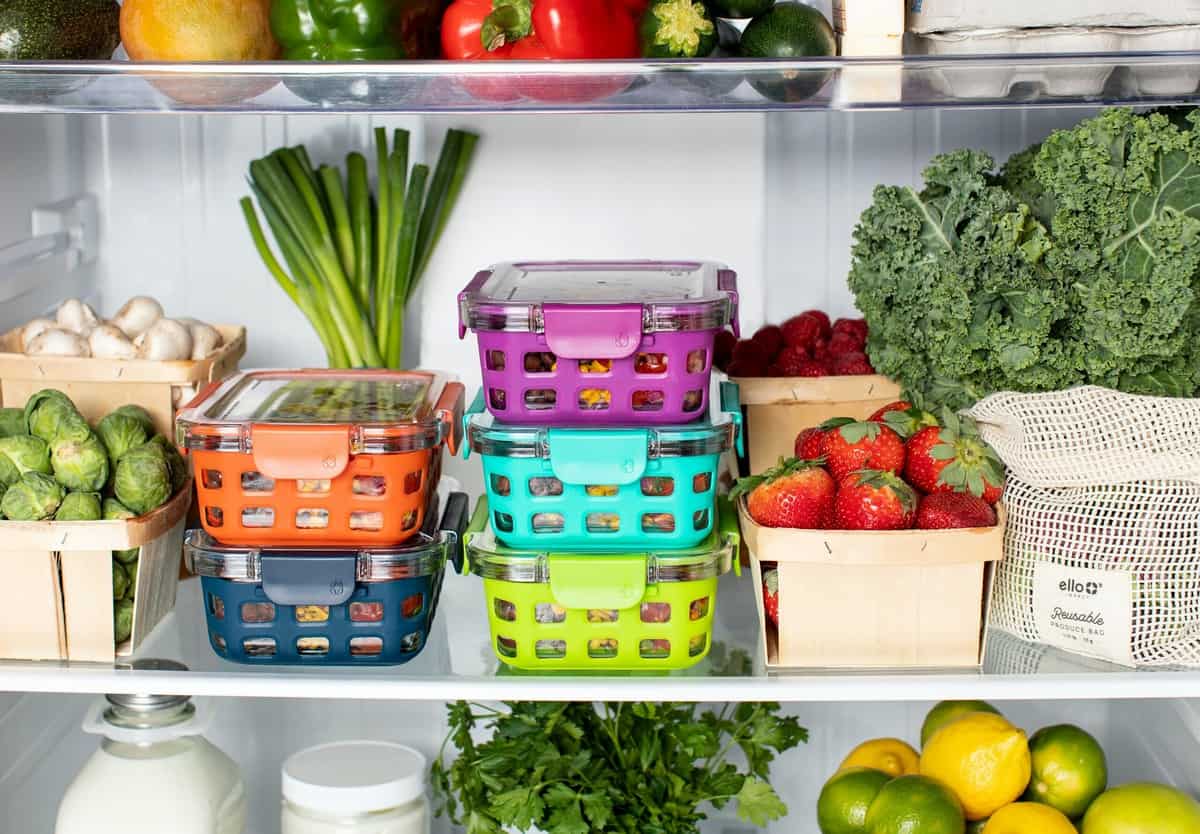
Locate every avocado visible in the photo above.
<box><xmin>0</xmin><ymin>0</ymin><xmax>121</xmax><ymax>61</ymax></box>
<box><xmin>738</xmin><ymin>2</ymin><xmax>836</xmax><ymax>102</ymax></box>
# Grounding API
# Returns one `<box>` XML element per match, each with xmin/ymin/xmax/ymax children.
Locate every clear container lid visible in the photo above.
<box><xmin>466</xmin><ymin>524</ymin><xmax>736</xmax><ymax>584</ymax></box>
<box><xmin>458</xmin><ymin>260</ymin><xmax>740</xmax><ymax>337</ymax></box>
<box><xmin>176</xmin><ymin>369</ymin><xmax>463</xmax><ymax>458</ymax></box>
<box><xmin>184</xmin><ymin>528</ymin><xmax>451</xmax><ymax>582</ymax></box>
<box><xmin>282</xmin><ymin>741</ymin><xmax>427</xmax><ymax>816</ymax></box>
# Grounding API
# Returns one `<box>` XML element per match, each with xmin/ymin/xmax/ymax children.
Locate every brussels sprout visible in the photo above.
<box><xmin>147</xmin><ymin>434</ymin><xmax>188</xmax><ymax>494</ymax></box>
<box><xmin>102</xmin><ymin>497</ymin><xmax>134</xmax><ymax>520</ymax></box>
<box><xmin>114</xmin><ymin>546</ymin><xmax>140</xmax><ymax>565</ymax></box>
<box><xmin>0</xmin><ymin>408</ymin><xmax>24</xmax><ymax>438</ymax></box>
<box><xmin>55</xmin><ymin>491</ymin><xmax>102</xmax><ymax>521</ymax></box>
<box><xmin>112</xmin><ymin>560</ymin><xmax>130</xmax><ymax>601</ymax></box>
<box><xmin>0</xmin><ymin>471</ymin><xmax>65</xmax><ymax>520</ymax></box>
<box><xmin>0</xmin><ymin>434</ymin><xmax>51</xmax><ymax>484</ymax></box>
<box><xmin>112</xmin><ymin>404</ymin><xmax>156</xmax><ymax>437</ymax></box>
<box><xmin>122</xmin><ymin>557</ymin><xmax>138</xmax><ymax>594</ymax></box>
<box><xmin>96</xmin><ymin>412</ymin><xmax>149</xmax><ymax>464</ymax></box>
<box><xmin>24</xmin><ymin>389</ymin><xmax>89</xmax><ymax>444</ymax></box>
<box><xmin>51</xmin><ymin>432</ymin><xmax>109</xmax><ymax>492</ymax></box>
<box><xmin>113</xmin><ymin>441</ymin><xmax>171</xmax><ymax>514</ymax></box>
<box><xmin>114</xmin><ymin>598</ymin><xmax>134</xmax><ymax>644</ymax></box>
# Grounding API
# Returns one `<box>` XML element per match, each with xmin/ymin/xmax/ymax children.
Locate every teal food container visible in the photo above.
<box><xmin>464</xmin><ymin>382</ymin><xmax>740</xmax><ymax>551</ymax></box>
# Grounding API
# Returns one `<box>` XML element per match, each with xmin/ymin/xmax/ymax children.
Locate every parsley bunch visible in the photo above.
<box><xmin>432</xmin><ymin>700</ymin><xmax>807</xmax><ymax>834</ymax></box>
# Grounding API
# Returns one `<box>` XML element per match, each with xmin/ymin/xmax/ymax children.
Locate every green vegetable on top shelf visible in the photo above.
<box><xmin>96</xmin><ymin>411</ymin><xmax>150</xmax><ymax>464</ymax></box>
<box><xmin>271</xmin><ymin>0</ymin><xmax>407</xmax><ymax>60</ymax></box>
<box><xmin>641</xmin><ymin>0</ymin><xmax>717</xmax><ymax>58</ymax></box>
<box><xmin>51</xmin><ymin>433</ymin><xmax>110</xmax><ymax>493</ymax></box>
<box><xmin>703</xmin><ymin>0</ymin><xmax>771</xmax><ymax>21</ymax></box>
<box><xmin>0</xmin><ymin>0</ymin><xmax>120</xmax><ymax>60</ymax></box>
<box><xmin>1</xmin><ymin>472</ymin><xmax>65</xmax><ymax>521</ymax></box>
<box><xmin>434</xmin><ymin>700</ymin><xmax>807</xmax><ymax>833</ymax></box>
<box><xmin>242</xmin><ymin>127</ymin><xmax>479</xmax><ymax>370</ymax></box>
<box><xmin>25</xmin><ymin>390</ymin><xmax>90</xmax><ymax>446</ymax></box>
<box><xmin>849</xmin><ymin>108</ymin><xmax>1200</xmax><ymax>410</ymax></box>
<box><xmin>737</xmin><ymin>3</ymin><xmax>835</xmax><ymax>102</ymax></box>
<box><xmin>114</xmin><ymin>441</ymin><xmax>173</xmax><ymax>516</ymax></box>
<box><xmin>56</xmin><ymin>492</ymin><xmax>103</xmax><ymax>522</ymax></box>
<box><xmin>112</xmin><ymin>404</ymin><xmax>156</xmax><ymax>436</ymax></box>
<box><xmin>0</xmin><ymin>408</ymin><xmax>25</xmax><ymax>438</ymax></box>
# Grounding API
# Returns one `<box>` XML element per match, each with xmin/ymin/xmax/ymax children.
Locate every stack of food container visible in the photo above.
<box><xmin>177</xmin><ymin>369</ymin><xmax>467</xmax><ymax>665</ymax></box>
<box><xmin>458</xmin><ymin>261</ymin><xmax>743</xmax><ymax>671</ymax></box>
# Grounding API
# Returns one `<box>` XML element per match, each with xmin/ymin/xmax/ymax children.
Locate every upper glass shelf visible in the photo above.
<box><xmin>3</xmin><ymin>51</ymin><xmax>1200</xmax><ymax>113</ymax></box>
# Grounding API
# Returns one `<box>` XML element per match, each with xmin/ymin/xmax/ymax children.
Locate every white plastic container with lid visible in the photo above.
<box><xmin>55</xmin><ymin>660</ymin><xmax>246</xmax><ymax>834</ymax></box>
<box><xmin>282</xmin><ymin>741</ymin><xmax>430</xmax><ymax>834</ymax></box>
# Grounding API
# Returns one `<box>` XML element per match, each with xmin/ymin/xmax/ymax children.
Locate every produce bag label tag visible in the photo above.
<box><xmin>1032</xmin><ymin>563</ymin><xmax>1134</xmax><ymax>667</ymax></box>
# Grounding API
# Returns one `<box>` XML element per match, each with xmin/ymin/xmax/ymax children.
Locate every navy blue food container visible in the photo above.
<box><xmin>185</xmin><ymin>493</ymin><xmax>467</xmax><ymax>665</ymax></box>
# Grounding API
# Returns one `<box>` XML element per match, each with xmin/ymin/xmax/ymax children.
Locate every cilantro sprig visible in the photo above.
<box><xmin>433</xmin><ymin>700</ymin><xmax>807</xmax><ymax>833</ymax></box>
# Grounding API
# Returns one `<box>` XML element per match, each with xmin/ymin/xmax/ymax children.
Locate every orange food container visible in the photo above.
<box><xmin>176</xmin><ymin>369</ymin><xmax>464</xmax><ymax>547</ymax></box>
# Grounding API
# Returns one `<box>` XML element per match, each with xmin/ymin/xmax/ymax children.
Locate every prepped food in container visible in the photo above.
<box><xmin>177</xmin><ymin>369</ymin><xmax>464</xmax><ymax>547</ymax></box>
<box><xmin>185</xmin><ymin>493</ymin><xmax>467</xmax><ymax>665</ymax></box>
<box><xmin>466</xmin><ymin>497</ymin><xmax>738</xmax><ymax>671</ymax></box>
<box><xmin>458</xmin><ymin>260</ymin><xmax>739</xmax><ymax>425</ymax></box>
<box><xmin>465</xmin><ymin>383</ymin><xmax>741</xmax><ymax>551</ymax></box>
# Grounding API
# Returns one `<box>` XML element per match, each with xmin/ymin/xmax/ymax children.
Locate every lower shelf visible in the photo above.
<box><xmin>0</xmin><ymin>572</ymin><xmax>1198</xmax><ymax>700</ymax></box>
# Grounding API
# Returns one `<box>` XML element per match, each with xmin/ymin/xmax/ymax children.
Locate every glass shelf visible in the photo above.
<box><xmin>0</xmin><ymin>573</ymin><xmax>1197</xmax><ymax>702</ymax></box>
<box><xmin>2</xmin><ymin>51</ymin><xmax>1200</xmax><ymax>114</ymax></box>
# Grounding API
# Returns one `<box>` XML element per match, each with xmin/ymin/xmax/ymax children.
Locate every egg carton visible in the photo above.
<box><xmin>915</xmin><ymin>26</ymin><xmax>1200</xmax><ymax>99</ymax></box>
<box><xmin>908</xmin><ymin>0</ymin><xmax>1200</xmax><ymax>34</ymax></box>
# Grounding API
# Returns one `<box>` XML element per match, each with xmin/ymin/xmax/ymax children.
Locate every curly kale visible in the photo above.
<box><xmin>850</xmin><ymin>108</ymin><xmax>1200</xmax><ymax>408</ymax></box>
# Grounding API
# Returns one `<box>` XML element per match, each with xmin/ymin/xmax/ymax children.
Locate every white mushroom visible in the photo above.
<box><xmin>26</xmin><ymin>328</ymin><xmax>91</xmax><ymax>357</ymax></box>
<box><xmin>133</xmin><ymin>318</ymin><xmax>193</xmax><ymax>361</ymax></box>
<box><xmin>111</xmin><ymin>296</ymin><xmax>164</xmax><ymax>339</ymax></box>
<box><xmin>20</xmin><ymin>318</ymin><xmax>56</xmax><ymax>352</ymax></box>
<box><xmin>88</xmin><ymin>323</ymin><xmax>138</xmax><ymax>360</ymax></box>
<box><xmin>56</xmin><ymin>299</ymin><xmax>99</xmax><ymax>336</ymax></box>
<box><xmin>177</xmin><ymin>318</ymin><xmax>224</xmax><ymax>360</ymax></box>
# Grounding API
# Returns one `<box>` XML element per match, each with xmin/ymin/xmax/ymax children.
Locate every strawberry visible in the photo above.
<box><xmin>772</xmin><ymin>345</ymin><xmax>813</xmax><ymax>376</ymax></box>
<box><xmin>832</xmin><ymin>317</ymin><xmax>868</xmax><ymax>346</ymax></box>
<box><xmin>827</xmin><ymin>331</ymin><xmax>863</xmax><ymax>356</ymax></box>
<box><xmin>834</xmin><ymin>469</ymin><xmax>917</xmax><ymax>530</ymax></box>
<box><xmin>781</xmin><ymin>313</ymin><xmax>824</xmax><ymax>350</ymax></box>
<box><xmin>880</xmin><ymin>405</ymin><xmax>940</xmax><ymax>440</ymax></box>
<box><xmin>801</xmin><ymin>309</ymin><xmax>832</xmax><ymax>338</ymax></box>
<box><xmin>732</xmin><ymin>457</ymin><xmax>836</xmax><ymax>529</ymax></box>
<box><xmin>916</xmin><ymin>491</ymin><xmax>997</xmax><ymax>530</ymax></box>
<box><xmin>714</xmin><ymin>330</ymin><xmax>737</xmax><ymax>370</ymax></box>
<box><xmin>732</xmin><ymin>339</ymin><xmax>770</xmax><ymax>366</ymax></box>
<box><xmin>726</xmin><ymin>358</ymin><xmax>767</xmax><ymax>377</ymax></box>
<box><xmin>819</xmin><ymin>418</ymin><xmax>906</xmax><ymax>482</ymax></box>
<box><xmin>794</xmin><ymin>426</ymin><xmax>826</xmax><ymax>460</ymax></box>
<box><xmin>868</xmin><ymin>401</ymin><xmax>912</xmax><ymax>422</ymax></box>
<box><xmin>751</xmin><ymin>324</ymin><xmax>784</xmax><ymax>360</ymax></box>
<box><xmin>830</xmin><ymin>351</ymin><xmax>874</xmax><ymax>375</ymax></box>
<box><xmin>904</xmin><ymin>408</ymin><xmax>1005</xmax><ymax>504</ymax></box>
<box><xmin>763</xmin><ymin>568</ymin><xmax>780</xmax><ymax>626</ymax></box>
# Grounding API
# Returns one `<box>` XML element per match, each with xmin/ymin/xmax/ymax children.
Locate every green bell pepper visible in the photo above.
<box><xmin>271</xmin><ymin>0</ymin><xmax>408</xmax><ymax>60</ymax></box>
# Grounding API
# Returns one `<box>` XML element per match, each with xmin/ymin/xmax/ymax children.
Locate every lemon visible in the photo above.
<box><xmin>866</xmin><ymin>774</ymin><xmax>966</xmax><ymax>834</ymax></box>
<box><xmin>982</xmin><ymin>802</ymin><xmax>1076</xmax><ymax>834</ymax></box>
<box><xmin>841</xmin><ymin>738</ymin><xmax>921</xmax><ymax>778</ymax></box>
<box><xmin>1024</xmin><ymin>724</ymin><xmax>1107</xmax><ymax>818</ymax></box>
<box><xmin>819</xmin><ymin>767</ymin><xmax>893</xmax><ymax>834</ymax></box>
<box><xmin>1082</xmin><ymin>783</ymin><xmax>1200</xmax><ymax>834</ymax></box>
<box><xmin>920</xmin><ymin>712</ymin><xmax>1031</xmax><ymax>821</ymax></box>
<box><xmin>921</xmin><ymin>701</ymin><xmax>1001</xmax><ymax>748</ymax></box>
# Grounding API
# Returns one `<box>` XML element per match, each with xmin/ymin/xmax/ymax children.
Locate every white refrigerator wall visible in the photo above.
<box><xmin>3</xmin><ymin>694</ymin><xmax>1199</xmax><ymax>834</ymax></box>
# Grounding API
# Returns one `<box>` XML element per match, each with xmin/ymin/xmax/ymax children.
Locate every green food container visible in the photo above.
<box><xmin>465</xmin><ymin>496</ymin><xmax>739</xmax><ymax>671</ymax></box>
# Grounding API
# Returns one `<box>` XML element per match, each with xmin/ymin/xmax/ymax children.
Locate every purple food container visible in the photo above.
<box><xmin>458</xmin><ymin>261</ymin><xmax>740</xmax><ymax>426</ymax></box>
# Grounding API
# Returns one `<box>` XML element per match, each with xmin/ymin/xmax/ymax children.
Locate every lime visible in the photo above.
<box><xmin>819</xmin><ymin>767</ymin><xmax>892</xmax><ymax>834</ymax></box>
<box><xmin>966</xmin><ymin>821</ymin><xmax>988</xmax><ymax>834</ymax></box>
<box><xmin>841</xmin><ymin>738</ymin><xmax>921</xmax><ymax>778</ymax></box>
<box><xmin>921</xmin><ymin>701</ymin><xmax>1001</xmax><ymax>748</ymax></box>
<box><xmin>866</xmin><ymin>774</ymin><xmax>966</xmax><ymax>834</ymax></box>
<box><xmin>1024</xmin><ymin>724</ymin><xmax>1107</xmax><ymax>818</ymax></box>
<box><xmin>920</xmin><ymin>712</ymin><xmax>1030</xmax><ymax>821</ymax></box>
<box><xmin>1082</xmin><ymin>783</ymin><xmax>1200</xmax><ymax>834</ymax></box>
<box><xmin>983</xmin><ymin>802</ymin><xmax>1076</xmax><ymax>834</ymax></box>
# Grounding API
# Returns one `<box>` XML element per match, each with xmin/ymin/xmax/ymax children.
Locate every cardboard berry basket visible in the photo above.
<box><xmin>737</xmin><ymin>497</ymin><xmax>1004</xmax><ymax>668</ymax></box>
<box><xmin>729</xmin><ymin>374</ymin><xmax>901</xmax><ymax>475</ymax></box>
<box><xmin>0</xmin><ymin>324</ymin><xmax>246</xmax><ymax>438</ymax></box>
<box><xmin>0</xmin><ymin>488</ymin><xmax>189</xmax><ymax>662</ymax></box>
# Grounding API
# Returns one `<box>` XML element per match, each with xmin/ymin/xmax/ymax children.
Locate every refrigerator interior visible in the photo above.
<box><xmin>3</xmin><ymin>693</ymin><xmax>1199</xmax><ymax>833</ymax></box>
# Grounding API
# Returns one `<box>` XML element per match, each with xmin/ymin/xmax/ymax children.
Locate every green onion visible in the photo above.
<box><xmin>243</xmin><ymin>128</ymin><xmax>479</xmax><ymax>369</ymax></box>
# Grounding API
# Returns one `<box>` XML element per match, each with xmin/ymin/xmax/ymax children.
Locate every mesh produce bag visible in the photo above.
<box><xmin>968</xmin><ymin>387</ymin><xmax>1200</xmax><ymax>667</ymax></box>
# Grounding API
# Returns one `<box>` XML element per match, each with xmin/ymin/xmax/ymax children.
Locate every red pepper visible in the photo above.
<box><xmin>441</xmin><ymin>0</ymin><xmax>639</xmax><ymax>60</ymax></box>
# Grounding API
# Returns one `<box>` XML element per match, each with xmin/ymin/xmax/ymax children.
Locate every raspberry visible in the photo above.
<box><xmin>830</xmin><ymin>351</ymin><xmax>874</xmax><ymax>375</ymax></box>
